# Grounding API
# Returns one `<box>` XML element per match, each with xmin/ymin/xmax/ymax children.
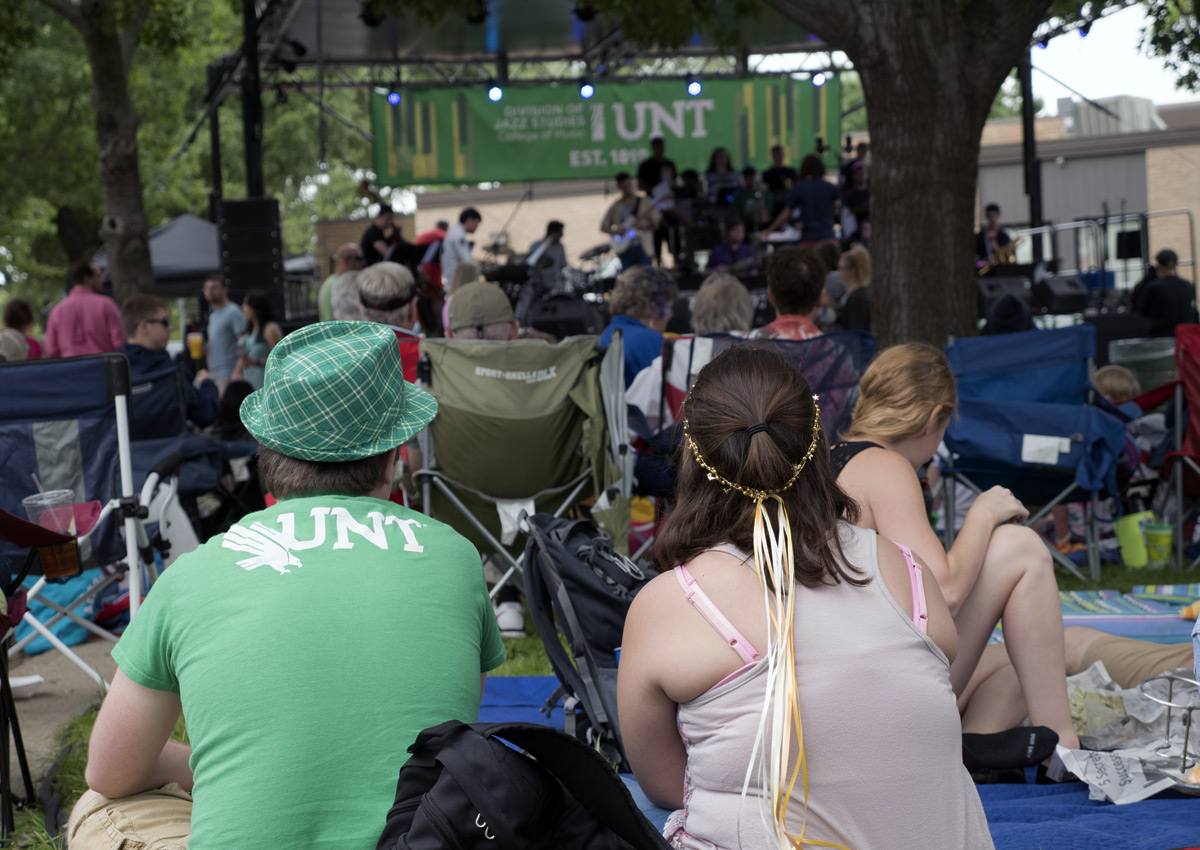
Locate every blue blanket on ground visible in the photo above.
<box><xmin>482</xmin><ymin>677</ymin><xmax>1200</xmax><ymax>850</ymax></box>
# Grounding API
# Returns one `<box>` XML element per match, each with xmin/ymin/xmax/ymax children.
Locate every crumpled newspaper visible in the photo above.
<box><xmin>1055</xmin><ymin>661</ymin><xmax>1200</xmax><ymax>804</ymax></box>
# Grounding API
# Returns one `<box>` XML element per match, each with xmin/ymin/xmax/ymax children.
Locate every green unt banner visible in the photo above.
<box><xmin>370</xmin><ymin>76</ymin><xmax>842</xmax><ymax>186</ymax></box>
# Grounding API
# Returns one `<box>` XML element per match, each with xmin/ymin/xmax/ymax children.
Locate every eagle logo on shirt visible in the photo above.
<box><xmin>222</xmin><ymin>522</ymin><xmax>303</xmax><ymax>575</ymax></box>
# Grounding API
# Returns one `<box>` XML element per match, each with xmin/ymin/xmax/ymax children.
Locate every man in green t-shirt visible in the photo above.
<box><xmin>68</xmin><ymin>321</ymin><xmax>506</xmax><ymax>850</ymax></box>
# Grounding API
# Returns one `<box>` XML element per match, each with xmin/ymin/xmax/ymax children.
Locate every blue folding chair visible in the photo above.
<box><xmin>0</xmin><ymin>354</ymin><xmax>180</xmax><ymax>688</ymax></box>
<box><xmin>941</xmin><ymin>325</ymin><xmax>1128</xmax><ymax>580</ymax></box>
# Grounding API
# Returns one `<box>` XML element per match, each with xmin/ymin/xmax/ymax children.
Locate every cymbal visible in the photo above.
<box><xmin>579</xmin><ymin>243</ymin><xmax>612</xmax><ymax>261</ymax></box>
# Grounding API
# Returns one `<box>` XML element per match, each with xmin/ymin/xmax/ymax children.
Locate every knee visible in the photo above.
<box><xmin>989</xmin><ymin>524</ymin><xmax>1053</xmax><ymax>577</ymax></box>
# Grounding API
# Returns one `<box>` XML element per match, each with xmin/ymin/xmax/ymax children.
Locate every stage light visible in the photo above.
<box><xmin>1035</xmin><ymin>41</ymin><xmax>1046</xmax><ymax>49</ymax></box>
<box><xmin>812</xmin><ymin>72</ymin><xmax>827</xmax><ymax>87</ymax></box>
<box><xmin>387</xmin><ymin>91</ymin><xmax>401</xmax><ymax>106</ymax></box>
<box><xmin>488</xmin><ymin>85</ymin><xmax>503</xmax><ymax>102</ymax></box>
<box><xmin>1080</xmin><ymin>20</ymin><xmax>1092</xmax><ymax>37</ymax></box>
<box><xmin>580</xmin><ymin>80</ymin><xmax>595</xmax><ymax>99</ymax></box>
<box><xmin>574</xmin><ymin>3</ymin><xmax>596</xmax><ymax>21</ymax></box>
<box><xmin>686</xmin><ymin>76</ymin><xmax>702</xmax><ymax>97</ymax></box>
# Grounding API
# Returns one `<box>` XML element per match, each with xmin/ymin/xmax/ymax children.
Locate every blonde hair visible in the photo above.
<box><xmin>844</xmin><ymin>342</ymin><xmax>957</xmax><ymax>442</ymax></box>
<box><xmin>841</xmin><ymin>245</ymin><xmax>872</xmax><ymax>287</ymax></box>
<box><xmin>692</xmin><ymin>273</ymin><xmax>753</xmax><ymax>334</ymax></box>
<box><xmin>448</xmin><ymin>260</ymin><xmax>481</xmax><ymax>296</ymax></box>
<box><xmin>1092</xmin><ymin>364</ymin><xmax>1140</xmax><ymax>404</ymax></box>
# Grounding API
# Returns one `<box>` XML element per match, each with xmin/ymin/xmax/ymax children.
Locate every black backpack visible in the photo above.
<box><xmin>376</xmin><ymin>720</ymin><xmax>671</xmax><ymax>850</ymax></box>
<box><xmin>521</xmin><ymin>514</ymin><xmax>651</xmax><ymax>771</ymax></box>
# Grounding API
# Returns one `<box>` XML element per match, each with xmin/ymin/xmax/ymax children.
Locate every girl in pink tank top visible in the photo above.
<box><xmin>618</xmin><ymin>346</ymin><xmax>993</xmax><ymax>850</ymax></box>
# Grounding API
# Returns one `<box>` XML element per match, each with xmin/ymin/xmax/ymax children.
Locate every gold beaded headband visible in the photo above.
<box><xmin>682</xmin><ymin>395</ymin><xmax>822</xmax><ymax>501</ymax></box>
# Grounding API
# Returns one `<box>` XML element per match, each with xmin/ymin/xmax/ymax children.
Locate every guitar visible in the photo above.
<box><xmin>609</xmin><ymin>195</ymin><xmax>672</xmax><ymax>254</ymax></box>
<box><xmin>977</xmin><ymin>235</ymin><xmax>1024</xmax><ymax>277</ymax></box>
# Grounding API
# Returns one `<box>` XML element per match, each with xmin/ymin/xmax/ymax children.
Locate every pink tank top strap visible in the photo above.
<box><xmin>894</xmin><ymin>543</ymin><xmax>928</xmax><ymax>634</ymax></box>
<box><xmin>673</xmin><ymin>566</ymin><xmax>761</xmax><ymax>664</ymax></box>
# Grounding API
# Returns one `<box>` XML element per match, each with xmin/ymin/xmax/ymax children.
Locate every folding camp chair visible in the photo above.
<box><xmin>1158</xmin><ymin>324</ymin><xmax>1200</xmax><ymax>570</ymax></box>
<box><xmin>0</xmin><ymin>354</ymin><xmax>180</xmax><ymax>689</ymax></box>
<box><xmin>647</xmin><ymin>330</ymin><xmax>876</xmax><ymax>438</ymax></box>
<box><xmin>941</xmin><ymin>325</ymin><xmax>1128</xmax><ymax>581</ymax></box>
<box><xmin>415</xmin><ymin>335</ymin><xmax>625</xmax><ymax>598</ymax></box>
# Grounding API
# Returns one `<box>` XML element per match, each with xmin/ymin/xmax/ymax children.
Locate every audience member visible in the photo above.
<box><xmin>330</xmin><ymin>270</ymin><xmax>362</xmax><ymax>321</ymax></box>
<box><xmin>203</xmin><ymin>273</ymin><xmax>245</xmax><ymax>395</ymax></box>
<box><xmin>208</xmin><ymin>380</ymin><xmax>254</xmax><ymax>443</ymax></box>
<box><xmin>317</xmin><ymin>244</ymin><xmax>365</xmax><ymax>322</ymax></box>
<box><xmin>0</xmin><ymin>328</ymin><xmax>29</xmax><ymax>362</ymax></box>
<box><xmin>812</xmin><ymin>241</ymin><xmax>844</xmax><ymax>330</ymax></box>
<box><xmin>761</xmin><ymin>154</ymin><xmax>840</xmax><ymax>245</ymax></box>
<box><xmin>119</xmin><ymin>294</ymin><xmax>218</xmax><ymax>433</ymax></box>
<box><xmin>442</xmin><ymin>260</ymin><xmax>482</xmax><ymax>330</ymax></box>
<box><xmin>67</xmin><ymin>321</ymin><xmax>505</xmax><ymax>850</ymax></box>
<box><xmin>730</xmin><ymin>166</ymin><xmax>772</xmax><ymax>231</ymax></box>
<box><xmin>43</xmin><ymin>260</ymin><xmax>126</xmax><ymax>359</ymax></box>
<box><xmin>837</xmin><ymin>246</ymin><xmax>871</xmax><ymax>331</ymax></box>
<box><xmin>754</xmin><ymin>247</ymin><xmax>824</xmax><ymax>340</ymax></box>
<box><xmin>839</xmin><ymin>140</ymin><xmax>869</xmax><ymax>187</ymax></box>
<box><xmin>361</xmin><ymin>204</ymin><xmax>397</xmax><ymax>266</ymax></box>
<box><xmin>445</xmin><ymin>281</ymin><xmax>519</xmax><ymax>342</ymax></box>
<box><xmin>601</xmin><ymin>172</ymin><xmax>660</xmax><ymax>270</ymax></box>
<box><xmin>232</xmin><ymin>291</ymin><xmax>283</xmax><ymax>391</ymax></box>
<box><xmin>626</xmin><ymin>273</ymin><xmax>753</xmax><ymax>432</ymax></box>
<box><xmin>358</xmin><ymin>261</ymin><xmax>423</xmax><ymax>385</ymax></box>
<box><xmin>981</xmin><ymin>293</ymin><xmax>1034</xmax><ymax>335</ymax></box>
<box><xmin>705</xmin><ymin>220</ymin><xmax>757</xmax><ymax>276</ymax></box>
<box><xmin>832</xmin><ymin>343</ymin><xmax>1078</xmax><ymax>749</ymax></box>
<box><xmin>974</xmin><ymin>203</ymin><xmax>1012</xmax><ymax>267</ymax></box>
<box><xmin>840</xmin><ymin>162</ymin><xmax>870</xmax><ymax>240</ymax></box>
<box><xmin>600</xmin><ymin>266</ymin><xmax>678</xmax><ymax>388</ymax></box>
<box><xmin>441</xmin><ymin>207</ymin><xmax>482</xmax><ymax>286</ymax></box>
<box><xmin>1134</xmin><ymin>248</ymin><xmax>1197</xmax><ymax>337</ymax></box>
<box><xmin>619</xmin><ymin>345</ymin><xmax>990</xmax><ymax>849</ymax></box>
<box><xmin>761</xmin><ymin>144</ymin><xmax>796</xmax><ymax>218</ymax></box>
<box><xmin>3</xmin><ymin>298</ymin><xmax>41</xmax><ymax>359</ymax></box>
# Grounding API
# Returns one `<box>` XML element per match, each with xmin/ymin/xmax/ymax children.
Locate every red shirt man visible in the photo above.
<box><xmin>44</xmin><ymin>260</ymin><xmax>126</xmax><ymax>358</ymax></box>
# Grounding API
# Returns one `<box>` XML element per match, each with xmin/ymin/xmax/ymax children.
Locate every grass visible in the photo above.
<box><xmin>1054</xmin><ymin>559</ymin><xmax>1197</xmax><ymax>593</ymax></box>
<box><xmin>494</xmin><ymin>635</ymin><xmax>554</xmax><ymax>677</ymax></box>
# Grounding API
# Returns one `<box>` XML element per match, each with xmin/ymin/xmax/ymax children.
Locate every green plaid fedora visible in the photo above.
<box><xmin>240</xmin><ymin>321</ymin><xmax>437</xmax><ymax>462</ymax></box>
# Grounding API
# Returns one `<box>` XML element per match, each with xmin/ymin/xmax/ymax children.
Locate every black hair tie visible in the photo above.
<box><xmin>745</xmin><ymin>422</ymin><xmax>770</xmax><ymax>437</ymax></box>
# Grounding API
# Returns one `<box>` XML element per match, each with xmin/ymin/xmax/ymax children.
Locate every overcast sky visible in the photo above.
<box><xmin>1031</xmin><ymin>4</ymin><xmax>1200</xmax><ymax>114</ymax></box>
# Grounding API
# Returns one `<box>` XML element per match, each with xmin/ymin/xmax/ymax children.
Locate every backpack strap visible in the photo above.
<box><xmin>475</xmin><ymin>722</ymin><xmax>672</xmax><ymax>850</ymax></box>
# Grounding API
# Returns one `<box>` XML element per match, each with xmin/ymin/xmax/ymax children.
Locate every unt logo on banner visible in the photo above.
<box><xmin>590</xmin><ymin>100</ymin><xmax>716</xmax><ymax>142</ymax></box>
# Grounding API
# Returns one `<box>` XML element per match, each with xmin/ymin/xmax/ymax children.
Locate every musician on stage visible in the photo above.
<box><xmin>360</xmin><ymin>204</ymin><xmax>398</xmax><ymax>266</ymax></box>
<box><xmin>442</xmin><ymin>207</ymin><xmax>483</xmax><ymax>286</ymax></box>
<box><xmin>601</xmin><ymin>172</ymin><xmax>661</xmax><ymax>270</ymax></box>
<box><xmin>705</xmin><ymin>219</ymin><xmax>758</xmax><ymax>277</ymax></box>
<box><xmin>975</xmin><ymin>202</ymin><xmax>1013</xmax><ymax>267</ymax></box>
<box><xmin>527</xmin><ymin>221</ymin><xmax>568</xmax><ymax>283</ymax></box>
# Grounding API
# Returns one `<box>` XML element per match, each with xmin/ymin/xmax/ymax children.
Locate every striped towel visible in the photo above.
<box><xmin>1129</xmin><ymin>583</ymin><xmax>1200</xmax><ymax>605</ymax></box>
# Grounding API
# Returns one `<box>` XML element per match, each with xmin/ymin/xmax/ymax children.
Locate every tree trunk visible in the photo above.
<box><xmin>766</xmin><ymin>0</ymin><xmax>1054</xmax><ymax>348</ymax></box>
<box><xmin>78</xmin><ymin>7</ymin><xmax>155</xmax><ymax>304</ymax></box>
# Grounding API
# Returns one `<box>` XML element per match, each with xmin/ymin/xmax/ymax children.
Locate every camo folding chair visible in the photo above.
<box><xmin>415</xmin><ymin>335</ymin><xmax>625</xmax><ymax>597</ymax></box>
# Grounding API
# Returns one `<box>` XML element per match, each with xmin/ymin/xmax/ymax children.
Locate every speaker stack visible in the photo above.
<box><xmin>217</xmin><ymin>198</ymin><xmax>284</xmax><ymax>319</ymax></box>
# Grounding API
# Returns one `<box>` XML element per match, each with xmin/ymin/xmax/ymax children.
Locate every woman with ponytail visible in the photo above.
<box><xmin>618</xmin><ymin>346</ymin><xmax>992</xmax><ymax>850</ymax></box>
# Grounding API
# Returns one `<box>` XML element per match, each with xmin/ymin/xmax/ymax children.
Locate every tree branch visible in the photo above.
<box><xmin>764</xmin><ymin>0</ymin><xmax>863</xmax><ymax>57</ymax></box>
<box><xmin>36</xmin><ymin>0</ymin><xmax>81</xmax><ymax>25</ymax></box>
<box><xmin>118</xmin><ymin>1</ymin><xmax>152</xmax><ymax>73</ymax></box>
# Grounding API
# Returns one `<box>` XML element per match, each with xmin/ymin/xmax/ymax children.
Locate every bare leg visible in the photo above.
<box><xmin>949</xmin><ymin>524</ymin><xmax>1079</xmax><ymax>749</ymax></box>
<box><xmin>1063</xmin><ymin>625</ymin><xmax>1106</xmax><ymax>675</ymax></box>
<box><xmin>958</xmin><ymin>644</ymin><xmax>1029</xmax><ymax>733</ymax></box>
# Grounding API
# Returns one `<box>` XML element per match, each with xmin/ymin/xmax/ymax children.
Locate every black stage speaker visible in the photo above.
<box><xmin>1033</xmin><ymin>275</ymin><xmax>1088</xmax><ymax>315</ymax></box>
<box><xmin>529</xmin><ymin>294</ymin><xmax>606</xmax><ymax>338</ymax></box>
<box><xmin>976</xmin><ymin>276</ymin><xmax>1031</xmax><ymax>319</ymax></box>
<box><xmin>217</xmin><ymin>198</ymin><xmax>284</xmax><ymax>315</ymax></box>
